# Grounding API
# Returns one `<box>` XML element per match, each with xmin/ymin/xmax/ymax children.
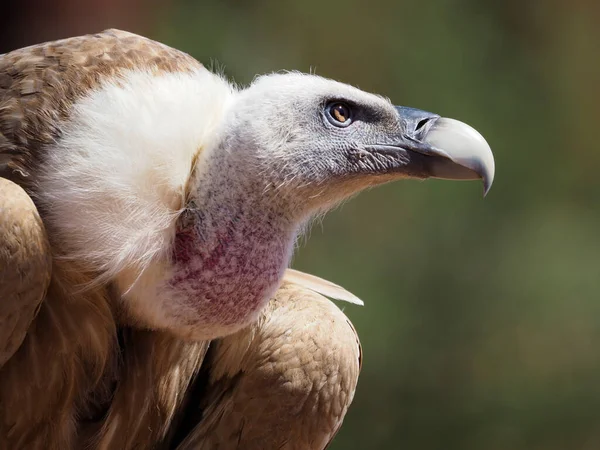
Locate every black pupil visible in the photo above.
<box><xmin>333</xmin><ymin>104</ymin><xmax>348</xmax><ymax>122</ymax></box>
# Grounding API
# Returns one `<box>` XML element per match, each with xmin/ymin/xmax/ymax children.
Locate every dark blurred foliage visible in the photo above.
<box><xmin>2</xmin><ymin>1</ymin><xmax>600</xmax><ymax>448</ymax></box>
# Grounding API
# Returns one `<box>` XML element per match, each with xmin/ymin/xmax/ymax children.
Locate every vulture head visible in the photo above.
<box><xmin>226</xmin><ymin>72</ymin><xmax>493</xmax><ymax>211</ymax></box>
<box><xmin>40</xmin><ymin>68</ymin><xmax>494</xmax><ymax>340</ymax></box>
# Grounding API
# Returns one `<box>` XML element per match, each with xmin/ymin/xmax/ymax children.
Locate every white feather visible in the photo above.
<box><xmin>283</xmin><ymin>269</ymin><xmax>364</xmax><ymax>306</ymax></box>
<box><xmin>38</xmin><ymin>67</ymin><xmax>235</xmax><ymax>284</ymax></box>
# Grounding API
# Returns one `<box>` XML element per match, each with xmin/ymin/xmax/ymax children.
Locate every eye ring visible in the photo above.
<box><xmin>325</xmin><ymin>102</ymin><xmax>353</xmax><ymax>127</ymax></box>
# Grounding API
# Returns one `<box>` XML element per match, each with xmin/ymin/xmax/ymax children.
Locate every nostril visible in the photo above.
<box><xmin>415</xmin><ymin>118</ymin><xmax>430</xmax><ymax>132</ymax></box>
<box><xmin>395</xmin><ymin>106</ymin><xmax>440</xmax><ymax>137</ymax></box>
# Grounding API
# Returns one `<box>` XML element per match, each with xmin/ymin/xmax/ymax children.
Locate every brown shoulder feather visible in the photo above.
<box><xmin>0</xmin><ymin>28</ymin><xmax>202</xmax><ymax>188</ymax></box>
<box><xmin>0</xmin><ymin>178</ymin><xmax>51</xmax><ymax>367</ymax></box>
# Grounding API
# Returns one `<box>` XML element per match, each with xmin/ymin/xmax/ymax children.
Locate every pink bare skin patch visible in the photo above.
<box><xmin>157</xmin><ymin>197</ymin><xmax>296</xmax><ymax>339</ymax></box>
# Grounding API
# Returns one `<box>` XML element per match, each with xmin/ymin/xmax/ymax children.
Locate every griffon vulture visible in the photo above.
<box><xmin>0</xmin><ymin>29</ymin><xmax>494</xmax><ymax>449</ymax></box>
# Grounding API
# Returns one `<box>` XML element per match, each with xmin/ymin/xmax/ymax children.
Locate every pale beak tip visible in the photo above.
<box><xmin>479</xmin><ymin>157</ymin><xmax>495</xmax><ymax>197</ymax></box>
<box><xmin>423</xmin><ymin>117</ymin><xmax>495</xmax><ymax>197</ymax></box>
<box><xmin>483</xmin><ymin>178</ymin><xmax>492</xmax><ymax>197</ymax></box>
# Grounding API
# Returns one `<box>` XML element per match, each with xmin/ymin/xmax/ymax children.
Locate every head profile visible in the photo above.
<box><xmin>210</xmin><ymin>71</ymin><xmax>494</xmax><ymax>217</ymax></box>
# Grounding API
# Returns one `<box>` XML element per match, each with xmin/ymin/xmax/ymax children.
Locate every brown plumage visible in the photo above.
<box><xmin>0</xmin><ymin>227</ymin><xmax>116</xmax><ymax>449</ymax></box>
<box><xmin>175</xmin><ymin>282</ymin><xmax>361</xmax><ymax>450</ymax></box>
<box><xmin>0</xmin><ymin>178</ymin><xmax>51</xmax><ymax>366</ymax></box>
<box><xmin>0</xmin><ymin>179</ymin><xmax>116</xmax><ymax>449</ymax></box>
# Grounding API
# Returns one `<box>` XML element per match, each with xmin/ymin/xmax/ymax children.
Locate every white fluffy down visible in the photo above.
<box><xmin>39</xmin><ymin>68</ymin><xmax>235</xmax><ymax>284</ymax></box>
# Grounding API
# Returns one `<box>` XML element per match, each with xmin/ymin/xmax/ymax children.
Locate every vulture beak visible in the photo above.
<box><xmin>381</xmin><ymin>107</ymin><xmax>495</xmax><ymax>195</ymax></box>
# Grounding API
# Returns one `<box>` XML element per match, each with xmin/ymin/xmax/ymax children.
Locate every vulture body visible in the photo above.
<box><xmin>0</xmin><ymin>29</ymin><xmax>493</xmax><ymax>449</ymax></box>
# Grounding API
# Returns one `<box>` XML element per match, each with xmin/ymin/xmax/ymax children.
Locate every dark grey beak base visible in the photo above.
<box><xmin>394</xmin><ymin>106</ymin><xmax>440</xmax><ymax>140</ymax></box>
<box><xmin>390</xmin><ymin>106</ymin><xmax>495</xmax><ymax>195</ymax></box>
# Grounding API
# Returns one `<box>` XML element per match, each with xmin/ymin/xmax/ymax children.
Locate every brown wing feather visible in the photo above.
<box><xmin>0</xmin><ymin>259</ymin><xmax>117</xmax><ymax>450</ymax></box>
<box><xmin>0</xmin><ymin>29</ymin><xmax>203</xmax><ymax>449</ymax></box>
<box><xmin>86</xmin><ymin>330</ymin><xmax>209</xmax><ymax>450</ymax></box>
<box><xmin>0</xmin><ymin>178</ymin><xmax>51</xmax><ymax>367</ymax></box>
<box><xmin>175</xmin><ymin>282</ymin><xmax>362</xmax><ymax>450</ymax></box>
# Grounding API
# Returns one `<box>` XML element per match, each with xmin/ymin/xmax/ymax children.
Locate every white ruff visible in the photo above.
<box><xmin>38</xmin><ymin>68</ymin><xmax>244</xmax><ymax>337</ymax></box>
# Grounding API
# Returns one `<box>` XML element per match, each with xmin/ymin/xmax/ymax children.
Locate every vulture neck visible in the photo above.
<box><xmin>163</xmin><ymin>144</ymin><xmax>303</xmax><ymax>339</ymax></box>
<box><xmin>183</xmin><ymin>147</ymin><xmax>301</xmax><ymax>259</ymax></box>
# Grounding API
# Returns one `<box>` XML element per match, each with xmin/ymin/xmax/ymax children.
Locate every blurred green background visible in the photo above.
<box><xmin>3</xmin><ymin>0</ymin><xmax>599</xmax><ymax>448</ymax></box>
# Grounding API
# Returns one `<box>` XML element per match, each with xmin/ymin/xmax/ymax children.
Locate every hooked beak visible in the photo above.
<box><xmin>370</xmin><ymin>107</ymin><xmax>495</xmax><ymax>196</ymax></box>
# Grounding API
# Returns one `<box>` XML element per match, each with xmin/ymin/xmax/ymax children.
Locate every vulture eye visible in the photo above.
<box><xmin>326</xmin><ymin>102</ymin><xmax>353</xmax><ymax>127</ymax></box>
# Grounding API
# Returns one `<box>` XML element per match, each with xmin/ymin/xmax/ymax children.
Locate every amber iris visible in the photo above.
<box><xmin>330</xmin><ymin>103</ymin><xmax>351</xmax><ymax>124</ymax></box>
